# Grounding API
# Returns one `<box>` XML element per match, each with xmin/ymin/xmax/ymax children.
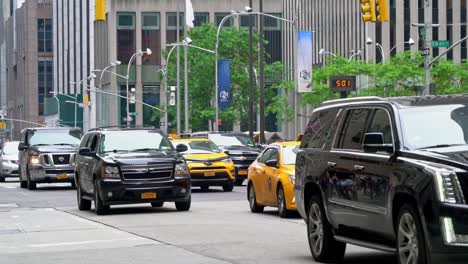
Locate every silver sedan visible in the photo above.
<box><xmin>0</xmin><ymin>141</ymin><xmax>20</xmax><ymax>182</ymax></box>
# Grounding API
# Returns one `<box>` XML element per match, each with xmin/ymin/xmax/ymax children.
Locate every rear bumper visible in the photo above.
<box><xmin>98</xmin><ymin>178</ymin><xmax>191</xmax><ymax>205</ymax></box>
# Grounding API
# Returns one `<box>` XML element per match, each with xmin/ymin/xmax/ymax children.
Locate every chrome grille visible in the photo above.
<box><xmin>121</xmin><ymin>163</ymin><xmax>174</xmax><ymax>181</ymax></box>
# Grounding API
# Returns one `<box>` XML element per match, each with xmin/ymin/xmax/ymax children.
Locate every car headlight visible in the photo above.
<box><xmin>223</xmin><ymin>158</ymin><xmax>232</xmax><ymax>164</ymax></box>
<box><xmin>30</xmin><ymin>156</ymin><xmax>41</xmax><ymax>165</ymax></box>
<box><xmin>175</xmin><ymin>162</ymin><xmax>190</xmax><ymax>178</ymax></box>
<box><xmin>430</xmin><ymin>168</ymin><xmax>466</xmax><ymax>204</ymax></box>
<box><xmin>103</xmin><ymin>166</ymin><xmax>120</xmax><ymax>179</ymax></box>
<box><xmin>289</xmin><ymin>175</ymin><xmax>295</xmax><ymax>185</ymax></box>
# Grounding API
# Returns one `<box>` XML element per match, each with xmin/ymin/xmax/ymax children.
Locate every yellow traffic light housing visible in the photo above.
<box><xmin>361</xmin><ymin>0</ymin><xmax>376</xmax><ymax>23</ymax></box>
<box><xmin>376</xmin><ymin>0</ymin><xmax>389</xmax><ymax>22</ymax></box>
<box><xmin>95</xmin><ymin>0</ymin><xmax>106</xmax><ymax>21</ymax></box>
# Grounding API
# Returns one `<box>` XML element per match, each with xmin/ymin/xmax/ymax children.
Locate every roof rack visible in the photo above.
<box><xmin>88</xmin><ymin>126</ymin><xmax>159</xmax><ymax>132</ymax></box>
<box><xmin>320</xmin><ymin>96</ymin><xmax>386</xmax><ymax>107</ymax></box>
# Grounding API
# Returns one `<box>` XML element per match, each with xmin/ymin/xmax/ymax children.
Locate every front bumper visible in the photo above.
<box><xmin>98</xmin><ymin>178</ymin><xmax>191</xmax><ymax>205</ymax></box>
<box><xmin>189</xmin><ymin>168</ymin><xmax>235</xmax><ymax>186</ymax></box>
<box><xmin>29</xmin><ymin>166</ymin><xmax>75</xmax><ymax>183</ymax></box>
<box><xmin>233</xmin><ymin>165</ymin><xmax>250</xmax><ymax>180</ymax></box>
<box><xmin>1</xmin><ymin>162</ymin><xmax>19</xmax><ymax>177</ymax></box>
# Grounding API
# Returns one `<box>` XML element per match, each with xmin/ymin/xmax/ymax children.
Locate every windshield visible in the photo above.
<box><xmin>2</xmin><ymin>142</ymin><xmax>19</xmax><ymax>155</ymax></box>
<box><xmin>29</xmin><ymin>130</ymin><xmax>81</xmax><ymax>146</ymax></box>
<box><xmin>186</xmin><ymin>141</ymin><xmax>221</xmax><ymax>154</ymax></box>
<box><xmin>282</xmin><ymin>145</ymin><xmax>299</xmax><ymax>165</ymax></box>
<box><xmin>400</xmin><ymin>104</ymin><xmax>468</xmax><ymax>150</ymax></box>
<box><xmin>99</xmin><ymin>130</ymin><xmax>173</xmax><ymax>153</ymax></box>
<box><xmin>209</xmin><ymin>134</ymin><xmax>255</xmax><ymax>147</ymax></box>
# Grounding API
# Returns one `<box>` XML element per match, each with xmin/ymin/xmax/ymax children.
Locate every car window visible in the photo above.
<box><xmin>2</xmin><ymin>142</ymin><xmax>19</xmax><ymax>155</ymax></box>
<box><xmin>282</xmin><ymin>145</ymin><xmax>299</xmax><ymax>165</ymax></box>
<box><xmin>99</xmin><ymin>130</ymin><xmax>173</xmax><ymax>153</ymax></box>
<box><xmin>187</xmin><ymin>141</ymin><xmax>221</xmax><ymax>154</ymax></box>
<box><xmin>366</xmin><ymin>109</ymin><xmax>393</xmax><ymax>145</ymax></box>
<box><xmin>28</xmin><ymin>130</ymin><xmax>81</xmax><ymax>146</ymax></box>
<box><xmin>87</xmin><ymin>134</ymin><xmax>99</xmax><ymax>152</ymax></box>
<box><xmin>337</xmin><ymin>108</ymin><xmax>372</xmax><ymax>150</ymax></box>
<box><xmin>79</xmin><ymin>134</ymin><xmax>91</xmax><ymax>149</ymax></box>
<box><xmin>258</xmin><ymin>148</ymin><xmax>274</xmax><ymax>163</ymax></box>
<box><xmin>209</xmin><ymin>134</ymin><xmax>255</xmax><ymax>147</ymax></box>
<box><xmin>301</xmin><ymin>108</ymin><xmax>339</xmax><ymax>149</ymax></box>
<box><xmin>269</xmin><ymin>148</ymin><xmax>279</xmax><ymax>162</ymax></box>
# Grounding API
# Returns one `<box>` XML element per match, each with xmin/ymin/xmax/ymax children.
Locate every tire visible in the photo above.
<box><xmin>94</xmin><ymin>180</ymin><xmax>110</xmax><ymax>215</ymax></box>
<box><xmin>223</xmin><ymin>181</ymin><xmax>234</xmax><ymax>192</ymax></box>
<box><xmin>200</xmin><ymin>186</ymin><xmax>209</xmax><ymax>191</ymax></box>
<box><xmin>175</xmin><ymin>197</ymin><xmax>191</xmax><ymax>211</ymax></box>
<box><xmin>27</xmin><ymin>170</ymin><xmax>36</xmax><ymax>190</ymax></box>
<box><xmin>151</xmin><ymin>202</ymin><xmax>164</xmax><ymax>208</ymax></box>
<box><xmin>235</xmin><ymin>179</ymin><xmax>244</xmax><ymax>186</ymax></box>
<box><xmin>396</xmin><ymin>204</ymin><xmax>427</xmax><ymax>264</ymax></box>
<box><xmin>0</xmin><ymin>175</ymin><xmax>5</xmax><ymax>182</ymax></box>
<box><xmin>77</xmin><ymin>180</ymin><xmax>91</xmax><ymax>211</ymax></box>
<box><xmin>307</xmin><ymin>195</ymin><xmax>346</xmax><ymax>263</ymax></box>
<box><xmin>277</xmin><ymin>185</ymin><xmax>292</xmax><ymax>218</ymax></box>
<box><xmin>19</xmin><ymin>168</ymin><xmax>26</xmax><ymax>188</ymax></box>
<box><xmin>248</xmin><ymin>183</ymin><xmax>264</xmax><ymax>213</ymax></box>
<box><xmin>71</xmin><ymin>180</ymin><xmax>76</xmax><ymax>189</ymax></box>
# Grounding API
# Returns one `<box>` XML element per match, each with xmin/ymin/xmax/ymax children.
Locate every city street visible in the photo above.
<box><xmin>0</xmin><ymin>179</ymin><xmax>396</xmax><ymax>264</ymax></box>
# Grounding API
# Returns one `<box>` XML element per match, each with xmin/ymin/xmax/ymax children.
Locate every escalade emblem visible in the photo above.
<box><xmin>58</xmin><ymin>156</ymin><xmax>65</xmax><ymax>162</ymax></box>
<box><xmin>239</xmin><ymin>156</ymin><xmax>247</xmax><ymax>161</ymax></box>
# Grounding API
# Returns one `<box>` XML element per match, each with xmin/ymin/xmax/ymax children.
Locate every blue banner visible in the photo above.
<box><xmin>217</xmin><ymin>59</ymin><xmax>231</xmax><ymax>109</ymax></box>
<box><xmin>297</xmin><ymin>31</ymin><xmax>313</xmax><ymax>93</ymax></box>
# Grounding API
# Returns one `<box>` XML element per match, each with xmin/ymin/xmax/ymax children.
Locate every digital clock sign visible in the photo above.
<box><xmin>329</xmin><ymin>76</ymin><xmax>357</xmax><ymax>92</ymax></box>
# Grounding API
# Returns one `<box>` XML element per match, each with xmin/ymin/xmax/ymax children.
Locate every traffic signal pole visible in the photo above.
<box><xmin>423</xmin><ymin>0</ymin><xmax>432</xmax><ymax>95</ymax></box>
<box><xmin>248</xmin><ymin>0</ymin><xmax>254</xmax><ymax>141</ymax></box>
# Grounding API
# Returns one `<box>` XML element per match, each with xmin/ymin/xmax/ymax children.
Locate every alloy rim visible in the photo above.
<box><xmin>278</xmin><ymin>189</ymin><xmax>284</xmax><ymax>213</ymax></box>
<box><xmin>249</xmin><ymin>186</ymin><xmax>255</xmax><ymax>207</ymax></box>
<box><xmin>309</xmin><ymin>203</ymin><xmax>324</xmax><ymax>255</ymax></box>
<box><xmin>398</xmin><ymin>212</ymin><xmax>419</xmax><ymax>264</ymax></box>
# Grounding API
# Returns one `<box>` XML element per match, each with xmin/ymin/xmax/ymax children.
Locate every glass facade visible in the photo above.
<box><xmin>38</xmin><ymin>18</ymin><xmax>53</xmax><ymax>52</ymax></box>
<box><xmin>38</xmin><ymin>61</ymin><xmax>53</xmax><ymax>115</ymax></box>
<box><xmin>117</xmin><ymin>13</ymin><xmax>136</xmax><ymax>64</ymax></box>
<box><xmin>142</xmin><ymin>85</ymin><xmax>160</xmax><ymax>127</ymax></box>
<box><xmin>215</xmin><ymin>13</ymin><xmax>233</xmax><ymax>28</ymax></box>
<box><xmin>166</xmin><ymin>12</ymin><xmax>184</xmax><ymax>44</ymax></box>
<box><xmin>194</xmin><ymin>12</ymin><xmax>209</xmax><ymax>27</ymax></box>
<box><xmin>141</xmin><ymin>13</ymin><xmax>161</xmax><ymax>65</ymax></box>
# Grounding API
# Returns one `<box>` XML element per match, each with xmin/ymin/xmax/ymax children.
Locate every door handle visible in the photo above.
<box><xmin>353</xmin><ymin>165</ymin><xmax>365</xmax><ymax>171</ymax></box>
<box><xmin>327</xmin><ymin>162</ymin><xmax>336</xmax><ymax>168</ymax></box>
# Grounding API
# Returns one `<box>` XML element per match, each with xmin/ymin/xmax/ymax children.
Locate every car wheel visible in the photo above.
<box><xmin>71</xmin><ymin>180</ymin><xmax>76</xmax><ymax>189</ymax></box>
<box><xmin>200</xmin><ymin>186</ymin><xmax>209</xmax><ymax>191</ymax></box>
<box><xmin>0</xmin><ymin>175</ymin><xmax>5</xmax><ymax>182</ymax></box>
<box><xmin>223</xmin><ymin>181</ymin><xmax>234</xmax><ymax>192</ymax></box>
<box><xmin>175</xmin><ymin>197</ymin><xmax>191</xmax><ymax>211</ymax></box>
<box><xmin>77</xmin><ymin>180</ymin><xmax>91</xmax><ymax>211</ymax></box>
<box><xmin>235</xmin><ymin>179</ymin><xmax>244</xmax><ymax>186</ymax></box>
<box><xmin>308</xmin><ymin>195</ymin><xmax>346</xmax><ymax>262</ymax></box>
<box><xmin>396</xmin><ymin>204</ymin><xmax>427</xmax><ymax>264</ymax></box>
<box><xmin>27</xmin><ymin>170</ymin><xmax>36</xmax><ymax>190</ymax></box>
<box><xmin>151</xmin><ymin>202</ymin><xmax>164</xmax><ymax>208</ymax></box>
<box><xmin>94</xmin><ymin>180</ymin><xmax>110</xmax><ymax>215</ymax></box>
<box><xmin>248</xmin><ymin>183</ymin><xmax>264</xmax><ymax>213</ymax></box>
<box><xmin>277</xmin><ymin>185</ymin><xmax>292</xmax><ymax>218</ymax></box>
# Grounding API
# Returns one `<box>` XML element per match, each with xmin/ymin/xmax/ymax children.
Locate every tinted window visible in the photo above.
<box><xmin>188</xmin><ymin>141</ymin><xmax>221</xmax><ymax>153</ymax></box>
<box><xmin>28</xmin><ymin>130</ymin><xmax>81</xmax><ymax>146</ymax></box>
<box><xmin>99</xmin><ymin>130</ymin><xmax>173</xmax><ymax>153</ymax></box>
<box><xmin>268</xmin><ymin>149</ymin><xmax>279</xmax><ymax>162</ymax></box>
<box><xmin>87</xmin><ymin>134</ymin><xmax>99</xmax><ymax>152</ymax></box>
<box><xmin>79</xmin><ymin>134</ymin><xmax>91</xmax><ymax>149</ymax></box>
<box><xmin>338</xmin><ymin>109</ymin><xmax>372</xmax><ymax>150</ymax></box>
<box><xmin>301</xmin><ymin>108</ymin><xmax>339</xmax><ymax>149</ymax></box>
<box><xmin>367</xmin><ymin>109</ymin><xmax>393</xmax><ymax>144</ymax></box>
<box><xmin>258</xmin><ymin>148</ymin><xmax>274</xmax><ymax>163</ymax></box>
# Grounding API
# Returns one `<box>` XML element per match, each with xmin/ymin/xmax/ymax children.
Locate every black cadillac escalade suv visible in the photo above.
<box><xmin>295</xmin><ymin>95</ymin><xmax>468</xmax><ymax>264</ymax></box>
<box><xmin>75</xmin><ymin>128</ymin><xmax>191</xmax><ymax>215</ymax></box>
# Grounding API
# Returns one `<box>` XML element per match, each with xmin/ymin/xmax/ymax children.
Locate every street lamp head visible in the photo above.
<box><xmin>88</xmin><ymin>73</ymin><xmax>97</xmax><ymax>80</ymax></box>
<box><xmin>184</xmin><ymin>37</ymin><xmax>193</xmax><ymax>45</ymax></box>
<box><xmin>366</xmin><ymin>37</ymin><xmax>373</xmax><ymax>46</ymax></box>
<box><xmin>230</xmin><ymin>10</ymin><xmax>237</xmax><ymax>15</ymax></box>
<box><xmin>356</xmin><ymin>49</ymin><xmax>362</xmax><ymax>56</ymax></box>
<box><xmin>244</xmin><ymin>6</ymin><xmax>253</xmax><ymax>12</ymax></box>
<box><xmin>319</xmin><ymin>48</ymin><xmax>326</xmax><ymax>56</ymax></box>
<box><xmin>145</xmin><ymin>48</ymin><xmax>152</xmax><ymax>55</ymax></box>
<box><xmin>408</xmin><ymin>38</ymin><xmax>415</xmax><ymax>46</ymax></box>
<box><xmin>110</xmin><ymin>60</ymin><xmax>122</xmax><ymax>67</ymax></box>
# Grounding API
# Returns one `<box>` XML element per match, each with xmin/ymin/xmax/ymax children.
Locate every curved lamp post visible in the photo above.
<box><xmin>366</xmin><ymin>37</ymin><xmax>386</xmax><ymax>62</ymax></box>
<box><xmin>388</xmin><ymin>38</ymin><xmax>415</xmax><ymax>55</ymax></box>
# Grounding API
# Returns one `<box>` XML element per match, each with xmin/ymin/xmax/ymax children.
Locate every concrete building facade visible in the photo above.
<box><xmin>4</xmin><ymin>0</ymin><xmax>54</xmax><ymax>138</ymax></box>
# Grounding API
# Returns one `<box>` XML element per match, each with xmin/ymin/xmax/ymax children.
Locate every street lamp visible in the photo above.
<box><xmin>366</xmin><ymin>37</ymin><xmax>385</xmax><ymax>62</ymax></box>
<box><xmin>388</xmin><ymin>38</ymin><xmax>415</xmax><ymax>55</ymax></box>
<box><xmin>348</xmin><ymin>50</ymin><xmax>362</xmax><ymax>61</ymax></box>
<box><xmin>214</xmin><ymin>8</ymin><xmax>294</xmax><ymax>132</ymax></box>
<box><xmin>318</xmin><ymin>48</ymin><xmax>337</xmax><ymax>57</ymax></box>
<box><xmin>126</xmin><ymin>48</ymin><xmax>152</xmax><ymax>127</ymax></box>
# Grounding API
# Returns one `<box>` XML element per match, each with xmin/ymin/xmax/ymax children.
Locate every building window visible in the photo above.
<box><xmin>215</xmin><ymin>13</ymin><xmax>233</xmax><ymax>28</ymax></box>
<box><xmin>38</xmin><ymin>18</ymin><xmax>53</xmax><ymax>52</ymax></box>
<box><xmin>263</xmin><ymin>14</ymin><xmax>282</xmax><ymax>63</ymax></box>
<box><xmin>143</xmin><ymin>85</ymin><xmax>160</xmax><ymax>126</ymax></box>
<box><xmin>142</xmin><ymin>13</ymin><xmax>161</xmax><ymax>65</ymax></box>
<box><xmin>194</xmin><ymin>12</ymin><xmax>209</xmax><ymax>27</ymax></box>
<box><xmin>240</xmin><ymin>15</ymin><xmax>257</xmax><ymax>30</ymax></box>
<box><xmin>117</xmin><ymin>13</ymin><xmax>136</xmax><ymax>64</ymax></box>
<box><xmin>38</xmin><ymin>61</ymin><xmax>53</xmax><ymax>115</ymax></box>
<box><xmin>166</xmin><ymin>12</ymin><xmax>184</xmax><ymax>44</ymax></box>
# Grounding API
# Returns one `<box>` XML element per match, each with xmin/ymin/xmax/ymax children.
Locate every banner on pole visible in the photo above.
<box><xmin>297</xmin><ymin>31</ymin><xmax>313</xmax><ymax>93</ymax></box>
<box><xmin>217</xmin><ymin>59</ymin><xmax>231</xmax><ymax>110</ymax></box>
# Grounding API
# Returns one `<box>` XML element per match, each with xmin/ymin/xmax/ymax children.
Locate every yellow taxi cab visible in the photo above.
<box><xmin>247</xmin><ymin>141</ymin><xmax>300</xmax><ymax>217</ymax></box>
<box><xmin>172</xmin><ymin>138</ymin><xmax>235</xmax><ymax>192</ymax></box>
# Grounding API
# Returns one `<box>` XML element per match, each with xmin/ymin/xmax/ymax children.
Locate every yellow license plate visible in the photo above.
<box><xmin>238</xmin><ymin>170</ymin><xmax>248</xmax><ymax>175</ymax></box>
<box><xmin>56</xmin><ymin>173</ymin><xmax>69</xmax><ymax>180</ymax></box>
<box><xmin>204</xmin><ymin>171</ymin><xmax>216</xmax><ymax>177</ymax></box>
<box><xmin>141</xmin><ymin>192</ymin><xmax>157</xmax><ymax>199</ymax></box>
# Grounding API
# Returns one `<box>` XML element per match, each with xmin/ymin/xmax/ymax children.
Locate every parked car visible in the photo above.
<box><xmin>0</xmin><ymin>141</ymin><xmax>20</xmax><ymax>182</ymax></box>
<box><xmin>191</xmin><ymin>132</ymin><xmax>262</xmax><ymax>185</ymax></box>
<box><xmin>18</xmin><ymin>128</ymin><xmax>81</xmax><ymax>190</ymax></box>
<box><xmin>247</xmin><ymin>141</ymin><xmax>300</xmax><ymax>217</ymax></box>
<box><xmin>295</xmin><ymin>95</ymin><xmax>468</xmax><ymax>264</ymax></box>
<box><xmin>74</xmin><ymin>128</ymin><xmax>191</xmax><ymax>215</ymax></box>
<box><xmin>172</xmin><ymin>138</ymin><xmax>235</xmax><ymax>192</ymax></box>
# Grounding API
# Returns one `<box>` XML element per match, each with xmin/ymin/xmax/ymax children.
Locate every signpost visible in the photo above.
<box><xmin>421</xmin><ymin>47</ymin><xmax>430</xmax><ymax>56</ymax></box>
<box><xmin>432</xmin><ymin>40</ymin><xmax>450</xmax><ymax>48</ymax></box>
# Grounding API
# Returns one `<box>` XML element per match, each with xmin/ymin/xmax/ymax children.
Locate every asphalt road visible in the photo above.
<box><xmin>0</xmin><ymin>179</ymin><xmax>397</xmax><ymax>264</ymax></box>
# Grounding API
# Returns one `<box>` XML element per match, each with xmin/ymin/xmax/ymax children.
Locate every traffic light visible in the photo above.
<box><xmin>361</xmin><ymin>0</ymin><xmax>376</xmax><ymax>23</ymax></box>
<box><xmin>375</xmin><ymin>0</ymin><xmax>389</xmax><ymax>22</ymax></box>
<box><xmin>84</xmin><ymin>93</ymin><xmax>90</xmax><ymax>106</ymax></box>
<box><xmin>130</xmin><ymin>88</ymin><xmax>136</xmax><ymax>104</ymax></box>
<box><xmin>95</xmin><ymin>0</ymin><xmax>106</xmax><ymax>21</ymax></box>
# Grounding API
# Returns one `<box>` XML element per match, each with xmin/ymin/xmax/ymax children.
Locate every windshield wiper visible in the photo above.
<box><xmin>129</xmin><ymin>148</ymin><xmax>165</xmax><ymax>152</ymax></box>
<box><xmin>416</xmin><ymin>144</ymin><xmax>466</xmax><ymax>150</ymax></box>
<box><xmin>102</xmin><ymin>149</ymin><xmax>129</xmax><ymax>153</ymax></box>
<box><xmin>52</xmin><ymin>143</ymin><xmax>78</xmax><ymax>146</ymax></box>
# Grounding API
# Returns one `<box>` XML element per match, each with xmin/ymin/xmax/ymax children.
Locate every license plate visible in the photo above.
<box><xmin>238</xmin><ymin>170</ymin><xmax>248</xmax><ymax>175</ymax></box>
<box><xmin>141</xmin><ymin>192</ymin><xmax>157</xmax><ymax>199</ymax></box>
<box><xmin>56</xmin><ymin>173</ymin><xmax>69</xmax><ymax>180</ymax></box>
<box><xmin>204</xmin><ymin>171</ymin><xmax>216</xmax><ymax>177</ymax></box>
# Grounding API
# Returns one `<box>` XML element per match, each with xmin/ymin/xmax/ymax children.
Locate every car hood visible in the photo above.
<box><xmin>184</xmin><ymin>152</ymin><xmax>228</xmax><ymax>161</ymax></box>
<box><xmin>29</xmin><ymin>145</ymin><xmax>78</xmax><ymax>154</ymax></box>
<box><xmin>100</xmin><ymin>151</ymin><xmax>183</xmax><ymax>165</ymax></box>
<box><xmin>221</xmin><ymin>145</ymin><xmax>261</xmax><ymax>155</ymax></box>
<box><xmin>404</xmin><ymin>145</ymin><xmax>468</xmax><ymax>170</ymax></box>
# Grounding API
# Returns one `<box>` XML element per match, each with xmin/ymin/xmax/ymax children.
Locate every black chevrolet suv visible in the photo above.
<box><xmin>191</xmin><ymin>132</ymin><xmax>261</xmax><ymax>185</ymax></box>
<box><xmin>295</xmin><ymin>95</ymin><xmax>468</xmax><ymax>264</ymax></box>
<box><xmin>75</xmin><ymin>128</ymin><xmax>191</xmax><ymax>215</ymax></box>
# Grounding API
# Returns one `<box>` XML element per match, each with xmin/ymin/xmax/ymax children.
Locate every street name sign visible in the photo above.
<box><xmin>432</xmin><ymin>40</ymin><xmax>450</xmax><ymax>48</ymax></box>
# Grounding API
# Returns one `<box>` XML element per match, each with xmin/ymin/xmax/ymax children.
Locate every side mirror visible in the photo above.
<box><xmin>265</xmin><ymin>159</ymin><xmax>279</xmax><ymax>168</ymax></box>
<box><xmin>362</xmin><ymin>133</ymin><xmax>393</xmax><ymax>153</ymax></box>
<box><xmin>78</xmin><ymin>147</ymin><xmax>94</xmax><ymax>156</ymax></box>
<box><xmin>175</xmin><ymin>144</ymin><xmax>188</xmax><ymax>153</ymax></box>
<box><xmin>18</xmin><ymin>143</ymin><xmax>27</xmax><ymax>151</ymax></box>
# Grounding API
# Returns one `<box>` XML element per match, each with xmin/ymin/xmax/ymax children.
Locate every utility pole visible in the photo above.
<box><xmin>184</xmin><ymin>0</ymin><xmax>189</xmax><ymax>133</ymax></box>
<box><xmin>176</xmin><ymin>0</ymin><xmax>181</xmax><ymax>135</ymax></box>
<box><xmin>423</xmin><ymin>0</ymin><xmax>432</xmax><ymax>95</ymax></box>
<box><xmin>248</xmin><ymin>0</ymin><xmax>254</xmax><ymax>140</ymax></box>
<box><xmin>258</xmin><ymin>0</ymin><xmax>266</xmax><ymax>145</ymax></box>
